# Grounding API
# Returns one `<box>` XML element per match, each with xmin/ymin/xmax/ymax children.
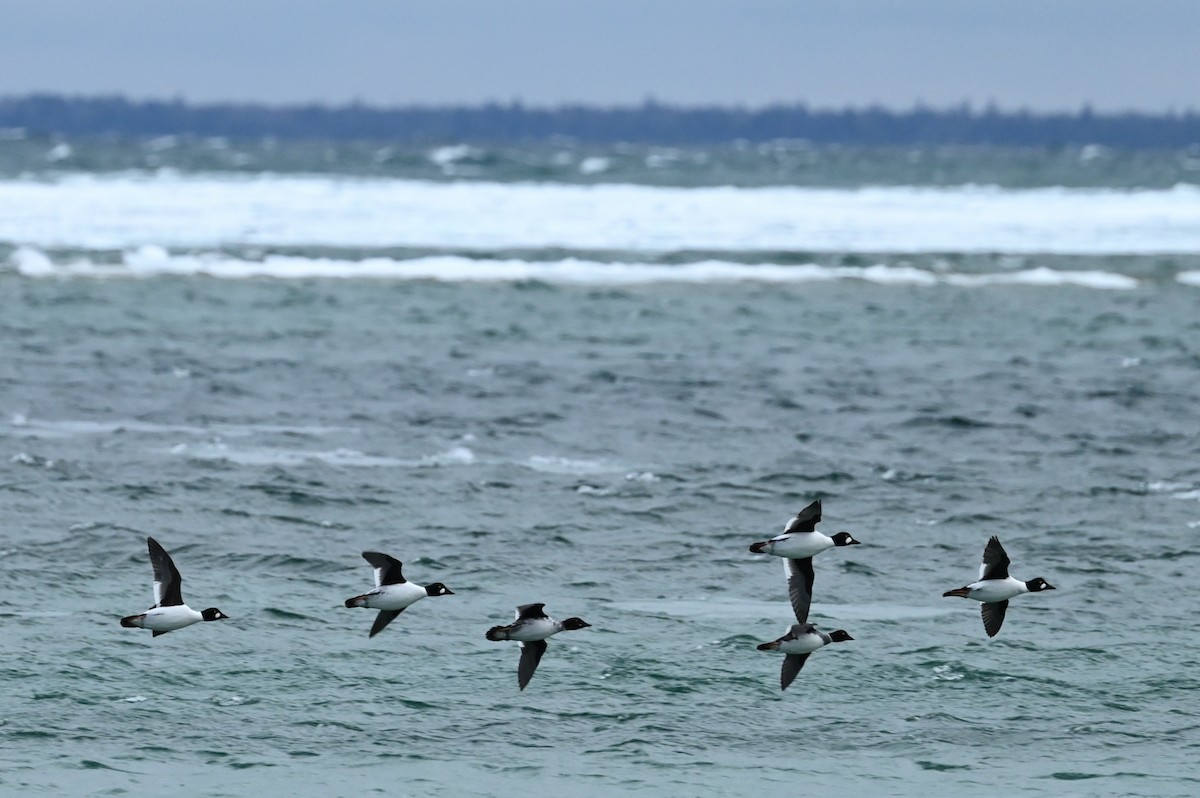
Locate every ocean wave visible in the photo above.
<box><xmin>5</xmin><ymin>414</ymin><xmax>351</xmax><ymax>438</ymax></box>
<box><xmin>1</xmin><ymin>174</ymin><xmax>1198</xmax><ymax>254</ymax></box>
<box><xmin>5</xmin><ymin>246</ymin><xmax>1147</xmax><ymax>288</ymax></box>
<box><xmin>170</xmin><ymin>442</ymin><xmax>476</xmax><ymax>469</ymax></box>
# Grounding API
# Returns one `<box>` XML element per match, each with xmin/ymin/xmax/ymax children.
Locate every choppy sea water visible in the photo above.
<box><xmin>1</xmin><ymin>143</ymin><xmax>1199</xmax><ymax>797</ymax></box>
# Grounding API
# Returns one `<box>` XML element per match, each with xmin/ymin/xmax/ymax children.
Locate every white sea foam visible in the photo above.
<box><xmin>1178</xmin><ymin>271</ymin><xmax>1200</xmax><ymax>286</ymax></box>
<box><xmin>526</xmin><ymin>455</ymin><xmax>613</xmax><ymax>474</ymax></box>
<box><xmin>170</xmin><ymin>442</ymin><xmax>476</xmax><ymax>469</ymax></box>
<box><xmin>1</xmin><ymin>174</ymin><xmax>1198</xmax><ymax>254</ymax></box>
<box><xmin>421</xmin><ymin>446</ymin><xmax>476</xmax><ymax>466</ymax></box>
<box><xmin>1147</xmin><ymin>480</ymin><xmax>1192</xmax><ymax>494</ymax></box>
<box><xmin>579</xmin><ymin>156</ymin><xmax>610</xmax><ymax>175</ymax></box>
<box><xmin>11</xmin><ymin>452</ymin><xmax>54</xmax><ymax>467</ymax></box>
<box><xmin>4</xmin><ymin>247</ymin><xmax>1149</xmax><ymax>288</ymax></box>
<box><xmin>943</xmin><ymin>267</ymin><xmax>1140</xmax><ymax>290</ymax></box>
<box><xmin>170</xmin><ymin>442</ymin><xmax>408</xmax><ymax>468</ymax></box>
<box><xmin>428</xmin><ymin>145</ymin><xmax>479</xmax><ymax>166</ymax></box>
<box><xmin>5</xmin><ymin>416</ymin><xmax>351</xmax><ymax>438</ymax></box>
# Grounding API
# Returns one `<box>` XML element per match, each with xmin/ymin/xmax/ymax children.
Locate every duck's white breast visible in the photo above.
<box><xmin>143</xmin><ymin>605</ymin><xmax>203</xmax><ymax>631</ymax></box>
<box><xmin>363</xmin><ymin>582</ymin><xmax>427</xmax><ymax>610</ymax></box>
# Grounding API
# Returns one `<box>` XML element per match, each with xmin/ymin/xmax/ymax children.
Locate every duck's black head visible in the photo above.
<box><xmin>561</xmin><ymin>617</ymin><xmax>591</xmax><ymax>631</ymax></box>
<box><xmin>425</xmin><ymin>583</ymin><xmax>455</xmax><ymax>597</ymax></box>
<box><xmin>1026</xmin><ymin>577</ymin><xmax>1056</xmax><ymax>592</ymax></box>
<box><xmin>201</xmin><ymin>608</ymin><xmax>229</xmax><ymax>621</ymax></box>
<box><xmin>828</xmin><ymin>629</ymin><xmax>854</xmax><ymax>643</ymax></box>
<box><xmin>831</xmin><ymin>531</ymin><xmax>860</xmax><ymax>547</ymax></box>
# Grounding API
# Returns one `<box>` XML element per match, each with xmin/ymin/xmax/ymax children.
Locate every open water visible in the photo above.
<box><xmin>1</xmin><ymin>136</ymin><xmax>1199</xmax><ymax>796</ymax></box>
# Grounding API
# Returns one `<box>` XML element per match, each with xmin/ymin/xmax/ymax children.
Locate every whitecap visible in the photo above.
<box><xmin>945</xmin><ymin>267</ymin><xmax>1138</xmax><ymax>290</ymax></box>
<box><xmin>172</xmin><ymin>443</ymin><xmax>407</xmax><ymax>468</ymax></box>
<box><xmin>420</xmin><ymin>446</ymin><xmax>476</xmax><ymax>466</ymax></box>
<box><xmin>428</xmin><ymin>145</ymin><xmax>478</xmax><ymax>166</ymax></box>
<box><xmin>3</xmin><ymin>175</ymin><xmax>1199</xmax><ymax>254</ymax></box>
<box><xmin>11</xmin><ymin>452</ymin><xmax>53</xmax><ymax>467</ymax></box>
<box><xmin>10</xmin><ymin>247</ymin><xmax>56</xmax><ymax>276</ymax></box>
<box><xmin>6</xmin><ymin>249</ymin><xmax>1150</xmax><ymax>289</ymax></box>
<box><xmin>44</xmin><ymin>142</ymin><xmax>72</xmax><ymax>162</ymax></box>
<box><xmin>7</xmin><ymin>417</ymin><xmax>350</xmax><ymax>438</ymax></box>
<box><xmin>1146</xmin><ymin>480</ymin><xmax>1192</xmax><ymax>493</ymax></box>
<box><xmin>932</xmin><ymin>664</ymin><xmax>965</xmax><ymax>682</ymax></box>
<box><xmin>526</xmin><ymin>455</ymin><xmax>611</xmax><ymax>474</ymax></box>
<box><xmin>579</xmin><ymin>156</ymin><xmax>610</xmax><ymax>175</ymax></box>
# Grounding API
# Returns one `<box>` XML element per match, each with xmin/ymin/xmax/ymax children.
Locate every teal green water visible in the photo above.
<box><xmin>1</xmin><ymin>138</ymin><xmax>1199</xmax><ymax>796</ymax></box>
<box><xmin>2</xmin><ymin>134</ymin><xmax>1199</xmax><ymax>187</ymax></box>
<box><xmin>2</xmin><ymin>276</ymin><xmax>1198</xmax><ymax>797</ymax></box>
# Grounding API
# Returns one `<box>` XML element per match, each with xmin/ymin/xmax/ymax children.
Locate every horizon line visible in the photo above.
<box><xmin>4</xmin><ymin>92</ymin><xmax>1198</xmax><ymax>119</ymax></box>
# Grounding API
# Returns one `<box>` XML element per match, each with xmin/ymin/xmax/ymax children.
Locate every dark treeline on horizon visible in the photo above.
<box><xmin>2</xmin><ymin>94</ymin><xmax>1199</xmax><ymax>148</ymax></box>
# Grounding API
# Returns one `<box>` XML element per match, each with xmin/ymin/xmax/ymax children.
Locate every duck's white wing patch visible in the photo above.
<box><xmin>784</xmin><ymin>500</ymin><xmax>822</xmax><ymax>534</ymax></box>
<box><xmin>361</xmin><ymin>551</ymin><xmax>406</xmax><ymax>586</ymax></box>
<box><xmin>515</xmin><ymin>603</ymin><xmax>547</xmax><ymax>621</ymax></box>
<box><xmin>979</xmin><ymin>536</ymin><xmax>1011</xmax><ymax>581</ymax></box>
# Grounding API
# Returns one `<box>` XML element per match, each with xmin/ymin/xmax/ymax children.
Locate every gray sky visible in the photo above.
<box><xmin>2</xmin><ymin>1</ymin><xmax>1197</xmax><ymax>111</ymax></box>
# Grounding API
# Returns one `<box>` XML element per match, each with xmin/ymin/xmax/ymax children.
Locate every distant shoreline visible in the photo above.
<box><xmin>2</xmin><ymin>94</ymin><xmax>1198</xmax><ymax>148</ymax></box>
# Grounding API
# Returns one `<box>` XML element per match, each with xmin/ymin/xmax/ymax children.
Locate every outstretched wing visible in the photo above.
<box><xmin>780</xmin><ymin>653</ymin><xmax>811</xmax><ymax>690</ymax></box>
<box><xmin>980</xmin><ymin>536</ymin><xmax>1010</xmax><ymax>581</ymax></box>
<box><xmin>147</xmin><ymin>537</ymin><xmax>184</xmax><ymax>607</ymax></box>
<box><xmin>981</xmin><ymin>601</ymin><xmax>1008</xmax><ymax>637</ymax></box>
<box><xmin>515</xmin><ymin>603</ymin><xmax>548</xmax><ymax>621</ymax></box>
<box><xmin>785</xmin><ymin>557</ymin><xmax>815</xmax><ymax>624</ymax></box>
<box><xmin>362</xmin><ymin>551</ymin><xmax>406</xmax><ymax>586</ymax></box>
<box><xmin>369</xmin><ymin>608</ymin><xmax>404</xmax><ymax>638</ymax></box>
<box><xmin>784</xmin><ymin>500</ymin><xmax>822</xmax><ymax>534</ymax></box>
<box><xmin>517</xmin><ymin>640</ymin><xmax>548</xmax><ymax>690</ymax></box>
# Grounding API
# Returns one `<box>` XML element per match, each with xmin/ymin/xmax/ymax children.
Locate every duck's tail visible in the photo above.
<box><xmin>120</xmin><ymin>614</ymin><xmax>145</xmax><ymax>628</ymax></box>
<box><xmin>942</xmin><ymin>587</ymin><xmax>971</xmax><ymax>598</ymax></box>
<box><xmin>485</xmin><ymin>625</ymin><xmax>509</xmax><ymax>641</ymax></box>
<box><xmin>344</xmin><ymin>595</ymin><xmax>367</xmax><ymax>608</ymax></box>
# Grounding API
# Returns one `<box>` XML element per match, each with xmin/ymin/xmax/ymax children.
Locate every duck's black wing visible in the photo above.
<box><xmin>784</xmin><ymin>500</ymin><xmax>822</xmax><ymax>534</ymax></box>
<box><xmin>147</xmin><ymin>537</ymin><xmax>184</xmax><ymax>607</ymax></box>
<box><xmin>517</xmin><ymin>640</ymin><xmax>547</xmax><ymax>690</ymax></box>
<box><xmin>780</xmin><ymin>653</ymin><xmax>811</xmax><ymax>690</ymax></box>
<box><xmin>515</xmin><ymin>603</ymin><xmax>549</xmax><ymax>621</ymax></box>
<box><xmin>981</xmin><ymin>601</ymin><xmax>1008</xmax><ymax>638</ymax></box>
<box><xmin>785</xmin><ymin>557</ymin><xmax>815</xmax><ymax>624</ymax></box>
<box><xmin>362</xmin><ymin>551</ymin><xmax>406</xmax><ymax>586</ymax></box>
<box><xmin>980</xmin><ymin>536</ymin><xmax>1010</xmax><ymax>581</ymax></box>
<box><xmin>369</xmin><ymin>608</ymin><xmax>404</xmax><ymax>638</ymax></box>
